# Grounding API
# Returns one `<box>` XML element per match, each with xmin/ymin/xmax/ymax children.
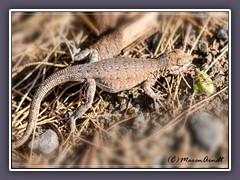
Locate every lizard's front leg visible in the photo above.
<box><xmin>69</xmin><ymin>79</ymin><xmax>96</xmax><ymax>132</ymax></box>
<box><xmin>143</xmin><ymin>79</ymin><xmax>164</xmax><ymax>112</ymax></box>
<box><xmin>74</xmin><ymin>48</ymin><xmax>99</xmax><ymax>63</ymax></box>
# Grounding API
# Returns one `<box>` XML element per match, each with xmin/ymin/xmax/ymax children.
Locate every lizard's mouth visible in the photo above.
<box><xmin>180</xmin><ymin>68</ymin><xmax>189</xmax><ymax>73</ymax></box>
<box><xmin>170</xmin><ymin>62</ymin><xmax>191</xmax><ymax>74</ymax></box>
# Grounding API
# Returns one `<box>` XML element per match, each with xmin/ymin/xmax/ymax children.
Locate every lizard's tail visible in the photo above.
<box><xmin>12</xmin><ymin>66</ymin><xmax>85</xmax><ymax>149</ymax></box>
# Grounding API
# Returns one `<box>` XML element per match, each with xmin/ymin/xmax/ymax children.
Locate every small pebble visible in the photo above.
<box><xmin>153</xmin><ymin>155</ymin><xmax>167</xmax><ymax>168</ymax></box>
<box><xmin>65</xmin><ymin>111</ymin><xmax>73</xmax><ymax>118</ymax></box>
<box><xmin>211</xmin><ymin>49</ymin><xmax>218</xmax><ymax>56</ymax></box>
<box><xmin>28</xmin><ymin>129</ymin><xmax>59</xmax><ymax>155</ymax></box>
<box><xmin>206</xmin><ymin>53</ymin><xmax>213</xmax><ymax>63</ymax></box>
<box><xmin>180</xmin><ymin>92</ymin><xmax>188</xmax><ymax>101</ymax></box>
<box><xmin>151</xmin><ymin>32</ymin><xmax>161</xmax><ymax>51</ymax></box>
<box><xmin>166</xmin><ymin>76</ymin><xmax>172</xmax><ymax>83</ymax></box>
<box><xmin>131</xmin><ymin>113</ymin><xmax>147</xmax><ymax>139</ymax></box>
<box><xmin>127</xmin><ymin>105</ymin><xmax>140</xmax><ymax>115</ymax></box>
<box><xmin>198</xmin><ymin>41</ymin><xmax>208</xmax><ymax>53</ymax></box>
<box><xmin>188</xmin><ymin>112</ymin><xmax>224</xmax><ymax>152</ymax></box>
<box><xmin>217</xmin><ymin>29</ymin><xmax>228</xmax><ymax>40</ymax></box>
<box><xmin>133</xmin><ymin>113</ymin><xmax>146</xmax><ymax>128</ymax></box>
<box><xmin>118</xmin><ymin>127</ymin><xmax>128</xmax><ymax>137</ymax></box>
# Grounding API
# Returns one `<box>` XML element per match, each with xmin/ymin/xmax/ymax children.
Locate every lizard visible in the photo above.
<box><xmin>12</xmin><ymin>48</ymin><xmax>193</xmax><ymax>149</ymax></box>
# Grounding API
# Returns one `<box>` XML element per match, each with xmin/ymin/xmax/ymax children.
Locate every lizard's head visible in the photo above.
<box><xmin>159</xmin><ymin>49</ymin><xmax>193</xmax><ymax>74</ymax></box>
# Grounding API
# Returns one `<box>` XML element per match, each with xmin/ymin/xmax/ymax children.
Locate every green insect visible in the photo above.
<box><xmin>193</xmin><ymin>68</ymin><xmax>215</xmax><ymax>95</ymax></box>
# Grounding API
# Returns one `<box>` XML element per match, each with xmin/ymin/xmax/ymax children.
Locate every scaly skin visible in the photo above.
<box><xmin>12</xmin><ymin>49</ymin><xmax>192</xmax><ymax>149</ymax></box>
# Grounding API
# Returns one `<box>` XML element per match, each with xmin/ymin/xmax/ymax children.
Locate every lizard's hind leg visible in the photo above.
<box><xmin>69</xmin><ymin>78</ymin><xmax>96</xmax><ymax>132</ymax></box>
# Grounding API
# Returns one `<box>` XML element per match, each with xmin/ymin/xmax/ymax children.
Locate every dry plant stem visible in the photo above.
<box><xmin>63</xmin><ymin>88</ymin><xmax>83</xmax><ymax>104</ymax></box>
<box><xmin>163</xmin><ymin>19</ymin><xmax>182</xmax><ymax>52</ymax></box>
<box><xmin>172</xmin><ymin>34</ymin><xmax>181</xmax><ymax>49</ymax></box>
<box><xmin>60</xmin><ymin>131</ymin><xmax>73</xmax><ymax>149</ymax></box>
<box><xmin>36</xmin><ymin>116</ymin><xmax>60</xmax><ymax>126</ymax></box>
<box><xmin>89</xmin><ymin>12</ymin><xmax>159</xmax><ymax>60</ymax></box>
<box><xmin>164</xmin><ymin>77</ymin><xmax>172</xmax><ymax>97</ymax></box>
<box><xmin>206</xmin><ymin>46</ymin><xmax>228</xmax><ymax>72</ymax></box>
<box><xmin>70</xmin><ymin>30</ymin><xmax>89</xmax><ymax>50</ymax></box>
<box><xmin>13</xmin><ymin>42</ymin><xmax>62</xmax><ymax>88</ymax></box>
<box><xmin>180</xmin><ymin>72</ymin><xmax>192</xmax><ymax>89</ymax></box>
<box><xmin>170</xmin><ymin>76</ymin><xmax>178</xmax><ymax>111</ymax></box>
<box><xmin>12</xmin><ymin>53</ymin><xmax>26</xmax><ymax>71</ymax></box>
<box><xmin>79</xmin><ymin>131</ymin><xmax>100</xmax><ymax>168</ymax></box>
<box><xmin>12</xmin><ymin>58</ymin><xmax>67</xmax><ymax>74</ymax></box>
<box><xmin>75</xmin><ymin>119</ymin><xmax>91</xmax><ymax>140</ymax></box>
<box><xmin>52</xmin><ymin>82</ymin><xmax>82</xmax><ymax>106</ymax></box>
<box><xmin>12</xmin><ymin>19</ymin><xmax>66</xmax><ymax>70</ymax></box>
<box><xmin>53</xmin><ymin>144</ymin><xmax>72</xmax><ymax>166</ymax></box>
<box><xmin>190</xmin><ymin>16</ymin><xmax>211</xmax><ymax>55</ymax></box>
<box><xmin>76</xmin><ymin>135</ymin><xmax>99</xmax><ymax>148</ymax></box>
<box><xmin>92</xmin><ymin>98</ymin><xmax>102</xmax><ymax>112</ymax></box>
<box><xmin>12</xmin><ymin>89</ymin><xmax>31</xmax><ymax>102</ymax></box>
<box><xmin>87</xmin><ymin>116</ymin><xmax>127</xmax><ymax>148</ymax></box>
<box><xmin>13</xmin><ymin>106</ymin><xmax>30</xmax><ymax>130</ymax></box>
<box><xmin>183</xmin><ymin>24</ymin><xmax>192</xmax><ymax>52</ymax></box>
<box><xmin>156</xmin><ymin>80</ymin><xmax>168</xmax><ymax>92</ymax></box>
<box><xmin>212</xmin><ymin>15</ymin><xmax>228</xmax><ymax>26</ymax></box>
<box><xmin>107</xmin><ymin>115</ymin><xmax>138</xmax><ymax>131</ymax></box>
<box><xmin>16</xmin><ymin>67</ymin><xmax>43</xmax><ymax>112</ymax></box>
<box><xmin>183</xmin><ymin>15</ymin><xmax>213</xmax><ymax>37</ymax></box>
<box><xmin>60</xmin><ymin>34</ymin><xmax>77</xmax><ymax>61</ymax></box>
<box><xmin>61</xmin><ymin>118</ymin><xmax>91</xmax><ymax>149</ymax></box>
<box><xmin>154</xmin><ymin>16</ymin><xmax>173</xmax><ymax>56</ymax></box>
<box><xmin>79</xmin><ymin>12</ymin><xmax>100</xmax><ymax>36</ymax></box>
<box><xmin>12</xmin><ymin>12</ymin><xmax>49</xmax><ymax>33</ymax></box>
<box><xmin>173</xmin><ymin>75</ymin><xmax>181</xmax><ymax>102</ymax></box>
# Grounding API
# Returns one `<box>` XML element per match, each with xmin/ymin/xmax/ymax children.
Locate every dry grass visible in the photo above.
<box><xmin>11</xmin><ymin>12</ymin><xmax>229</xmax><ymax>168</ymax></box>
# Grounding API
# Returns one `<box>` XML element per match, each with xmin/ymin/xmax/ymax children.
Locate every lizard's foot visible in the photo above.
<box><xmin>66</xmin><ymin>111</ymin><xmax>77</xmax><ymax>132</ymax></box>
<box><xmin>74</xmin><ymin>48</ymin><xmax>99</xmax><ymax>63</ymax></box>
<box><xmin>152</xmin><ymin>95</ymin><xmax>166</xmax><ymax>113</ymax></box>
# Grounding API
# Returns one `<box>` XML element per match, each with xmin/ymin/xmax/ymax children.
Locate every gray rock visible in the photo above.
<box><xmin>28</xmin><ymin>129</ymin><xmax>59</xmax><ymax>155</ymax></box>
<box><xmin>133</xmin><ymin>113</ymin><xmax>146</xmax><ymax>128</ymax></box>
<box><xmin>188</xmin><ymin>112</ymin><xmax>224</xmax><ymax>152</ymax></box>
<box><xmin>151</xmin><ymin>32</ymin><xmax>161</xmax><ymax>51</ymax></box>
<box><xmin>217</xmin><ymin>29</ymin><xmax>228</xmax><ymax>40</ymax></box>
<box><xmin>198</xmin><ymin>42</ymin><xmax>208</xmax><ymax>53</ymax></box>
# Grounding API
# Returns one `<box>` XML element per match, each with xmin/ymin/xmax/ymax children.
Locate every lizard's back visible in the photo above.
<box><xmin>88</xmin><ymin>58</ymin><xmax>160</xmax><ymax>93</ymax></box>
